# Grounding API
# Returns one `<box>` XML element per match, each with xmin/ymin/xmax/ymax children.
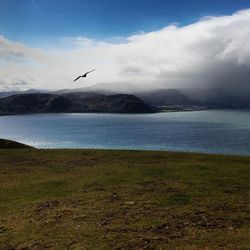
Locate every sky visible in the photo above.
<box><xmin>1</xmin><ymin>0</ymin><xmax>250</xmax><ymax>91</ymax></box>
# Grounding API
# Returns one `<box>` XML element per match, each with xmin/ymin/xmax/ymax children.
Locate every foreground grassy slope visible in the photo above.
<box><xmin>0</xmin><ymin>149</ymin><xmax>250</xmax><ymax>249</ymax></box>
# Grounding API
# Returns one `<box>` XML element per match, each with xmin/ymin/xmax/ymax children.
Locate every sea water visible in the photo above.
<box><xmin>0</xmin><ymin>110</ymin><xmax>250</xmax><ymax>155</ymax></box>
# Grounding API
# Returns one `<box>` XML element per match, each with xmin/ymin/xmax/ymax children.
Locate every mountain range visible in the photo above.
<box><xmin>1</xmin><ymin>83</ymin><xmax>250</xmax><ymax>115</ymax></box>
<box><xmin>0</xmin><ymin>93</ymin><xmax>157</xmax><ymax>115</ymax></box>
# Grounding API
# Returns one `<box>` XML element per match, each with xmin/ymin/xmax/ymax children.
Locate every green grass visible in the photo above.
<box><xmin>0</xmin><ymin>149</ymin><xmax>250</xmax><ymax>249</ymax></box>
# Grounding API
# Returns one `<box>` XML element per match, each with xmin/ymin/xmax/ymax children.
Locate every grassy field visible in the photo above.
<box><xmin>0</xmin><ymin>148</ymin><xmax>250</xmax><ymax>249</ymax></box>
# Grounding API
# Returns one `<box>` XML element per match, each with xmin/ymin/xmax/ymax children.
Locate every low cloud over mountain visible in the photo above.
<box><xmin>1</xmin><ymin>9</ymin><xmax>250</xmax><ymax>95</ymax></box>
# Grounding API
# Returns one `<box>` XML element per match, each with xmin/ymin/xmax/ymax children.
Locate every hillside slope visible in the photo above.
<box><xmin>0</xmin><ymin>149</ymin><xmax>249</xmax><ymax>249</ymax></box>
<box><xmin>0</xmin><ymin>93</ymin><xmax>157</xmax><ymax>114</ymax></box>
<box><xmin>0</xmin><ymin>139</ymin><xmax>33</xmax><ymax>149</ymax></box>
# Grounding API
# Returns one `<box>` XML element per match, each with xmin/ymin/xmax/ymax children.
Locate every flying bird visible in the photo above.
<box><xmin>74</xmin><ymin>69</ymin><xmax>95</xmax><ymax>82</ymax></box>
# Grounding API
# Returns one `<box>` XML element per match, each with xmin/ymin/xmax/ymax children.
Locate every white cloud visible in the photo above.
<box><xmin>0</xmin><ymin>35</ymin><xmax>44</xmax><ymax>63</ymax></box>
<box><xmin>1</xmin><ymin>9</ymin><xmax>250</xmax><ymax>92</ymax></box>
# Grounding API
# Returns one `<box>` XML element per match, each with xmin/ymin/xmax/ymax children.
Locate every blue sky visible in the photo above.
<box><xmin>1</xmin><ymin>0</ymin><xmax>250</xmax><ymax>45</ymax></box>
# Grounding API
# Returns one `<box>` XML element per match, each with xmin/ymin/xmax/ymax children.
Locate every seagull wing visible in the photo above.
<box><xmin>85</xmin><ymin>69</ymin><xmax>95</xmax><ymax>75</ymax></box>
<box><xmin>74</xmin><ymin>75</ymin><xmax>82</xmax><ymax>82</ymax></box>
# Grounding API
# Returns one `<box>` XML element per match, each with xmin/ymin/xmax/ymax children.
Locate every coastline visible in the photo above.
<box><xmin>1</xmin><ymin>107</ymin><xmax>249</xmax><ymax>116</ymax></box>
<box><xmin>0</xmin><ymin>109</ymin><xmax>201</xmax><ymax>116</ymax></box>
